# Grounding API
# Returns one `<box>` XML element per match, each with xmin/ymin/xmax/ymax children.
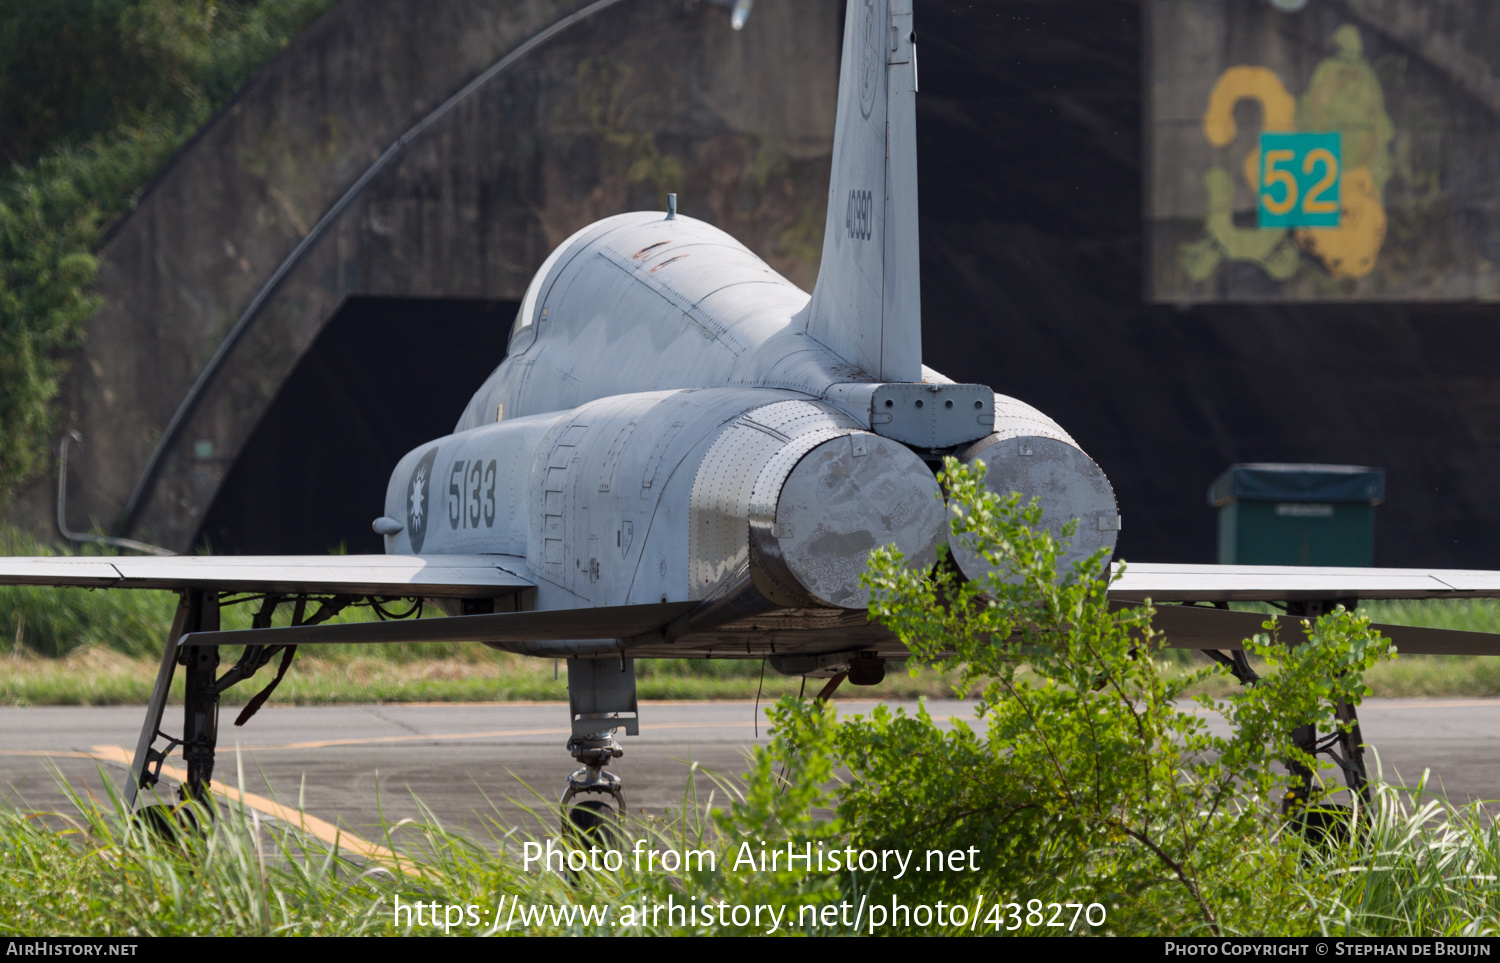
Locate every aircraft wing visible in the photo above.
<box><xmin>1110</xmin><ymin>562</ymin><xmax>1500</xmax><ymax>656</ymax></box>
<box><xmin>1110</xmin><ymin>562</ymin><xmax>1500</xmax><ymax>602</ymax></box>
<box><xmin>176</xmin><ymin>560</ymin><xmax>1500</xmax><ymax>658</ymax></box>
<box><xmin>0</xmin><ymin>554</ymin><xmax>534</xmax><ymax>598</ymax></box>
<box><xmin>9</xmin><ymin>554</ymin><xmax>1500</xmax><ymax>656</ymax></box>
<box><xmin>1138</xmin><ymin>603</ymin><xmax>1500</xmax><ymax>656</ymax></box>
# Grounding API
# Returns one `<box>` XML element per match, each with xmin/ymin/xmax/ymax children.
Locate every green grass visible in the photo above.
<box><xmin>1302</xmin><ymin>777</ymin><xmax>1500</xmax><ymax>936</ymax></box>
<box><xmin>0</xmin><ymin>770</ymin><xmax>647</xmax><ymax>935</ymax></box>
<box><xmin>0</xmin><ymin>756</ymin><xmax>864</xmax><ymax>936</ymax></box>
<box><xmin>3</xmin><ymin>762</ymin><xmax>1498</xmax><ymax>935</ymax></box>
<box><xmin>0</xmin><ymin>646</ymin><xmax>968</xmax><ymax>705</ymax></box>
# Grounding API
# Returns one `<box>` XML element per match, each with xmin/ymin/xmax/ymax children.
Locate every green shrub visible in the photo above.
<box><xmin>0</xmin><ymin>0</ymin><xmax>338</xmax><ymax>503</ymax></box>
<box><xmin>782</xmin><ymin>457</ymin><xmax>1400</xmax><ymax>934</ymax></box>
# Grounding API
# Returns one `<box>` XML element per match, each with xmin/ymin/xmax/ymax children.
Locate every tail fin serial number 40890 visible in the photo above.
<box><xmin>846</xmin><ymin>188</ymin><xmax>873</xmax><ymax>240</ymax></box>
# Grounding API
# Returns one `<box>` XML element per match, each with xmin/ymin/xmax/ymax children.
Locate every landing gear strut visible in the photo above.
<box><xmin>180</xmin><ymin>633</ymin><xmax>221</xmax><ymax>804</ymax></box>
<box><xmin>126</xmin><ymin>589</ymin><xmax>351</xmax><ymax>812</ymax></box>
<box><xmin>562</xmin><ymin>733</ymin><xmax>626</xmax><ymax>817</ymax></box>
<box><xmin>127</xmin><ymin>589</ymin><xmax>217</xmax><ymax>811</ymax></box>
<box><xmin>1285</xmin><ymin>599</ymin><xmax>1370</xmax><ymax>809</ymax></box>
<box><xmin>561</xmin><ymin>657</ymin><xmax>639</xmax><ymax>830</ymax></box>
<box><xmin>1201</xmin><ymin>598</ymin><xmax>1371</xmax><ymax>818</ymax></box>
<box><xmin>1284</xmin><ymin>693</ymin><xmax>1370</xmax><ymax>814</ymax></box>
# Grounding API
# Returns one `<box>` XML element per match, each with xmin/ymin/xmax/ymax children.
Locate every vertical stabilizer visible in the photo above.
<box><xmin>801</xmin><ymin>0</ymin><xmax>920</xmax><ymax>383</ymax></box>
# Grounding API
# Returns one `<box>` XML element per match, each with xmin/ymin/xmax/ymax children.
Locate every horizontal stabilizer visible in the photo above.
<box><xmin>0</xmin><ymin>554</ymin><xmax>533</xmax><ymax>598</ymax></box>
<box><xmin>183</xmin><ymin>600</ymin><xmax>698</xmax><ymax>647</ymax></box>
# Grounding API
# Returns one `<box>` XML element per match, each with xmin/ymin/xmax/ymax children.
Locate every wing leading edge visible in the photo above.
<box><xmin>0</xmin><ymin>553</ymin><xmax>534</xmax><ymax>598</ymax></box>
<box><xmin>1109</xmin><ymin>561</ymin><xmax>1500</xmax><ymax>602</ymax></box>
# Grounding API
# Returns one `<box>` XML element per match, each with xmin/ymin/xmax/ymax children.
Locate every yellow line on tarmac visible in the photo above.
<box><xmin>88</xmin><ymin>744</ymin><xmax>411</xmax><ymax>870</ymax></box>
<box><xmin>0</xmin><ymin>748</ymin><xmax>105</xmax><ymax>759</ymax></box>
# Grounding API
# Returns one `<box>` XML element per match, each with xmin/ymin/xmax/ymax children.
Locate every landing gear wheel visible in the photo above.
<box><xmin>131</xmin><ymin>800</ymin><xmax>207</xmax><ymax>844</ymax></box>
<box><xmin>566</xmin><ymin>799</ymin><xmax>621</xmax><ymax>850</ymax></box>
<box><xmin>1286</xmin><ymin>800</ymin><xmax>1359</xmax><ymax>849</ymax></box>
<box><xmin>133</xmin><ymin>803</ymin><xmax>183</xmax><ymax>842</ymax></box>
<box><xmin>568</xmin><ymin>799</ymin><xmax>616</xmax><ymax>832</ymax></box>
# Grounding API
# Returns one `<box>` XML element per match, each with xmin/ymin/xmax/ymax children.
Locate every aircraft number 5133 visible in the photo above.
<box><xmin>448</xmin><ymin>459</ymin><xmax>498</xmax><ymax>529</ymax></box>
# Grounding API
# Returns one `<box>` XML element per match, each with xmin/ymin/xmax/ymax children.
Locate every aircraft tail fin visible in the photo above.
<box><xmin>800</xmin><ymin>0</ymin><xmax>920</xmax><ymax>383</ymax></box>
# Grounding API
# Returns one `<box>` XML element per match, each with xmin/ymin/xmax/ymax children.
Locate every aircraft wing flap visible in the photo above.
<box><xmin>1109</xmin><ymin>562</ymin><xmax>1492</xmax><ymax>602</ymax></box>
<box><xmin>0</xmin><ymin>554</ymin><xmax>534</xmax><ymax>598</ymax></box>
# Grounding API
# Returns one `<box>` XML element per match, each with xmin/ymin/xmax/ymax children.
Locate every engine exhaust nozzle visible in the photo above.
<box><xmin>750</xmin><ymin>432</ymin><xmax>946</xmax><ymax>609</ymax></box>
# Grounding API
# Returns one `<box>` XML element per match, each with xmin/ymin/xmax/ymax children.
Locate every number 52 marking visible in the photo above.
<box><xmin>1257</xmin><ymin>131</ymin><xmax>1340</xmax><ymax>228</ymax></box>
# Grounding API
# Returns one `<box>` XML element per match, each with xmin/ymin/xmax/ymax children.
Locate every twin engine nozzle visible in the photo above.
<box><xmin>689</xmin><ymin>399</ymin><xmax>1119</xmax><ymax>610</ymax></box>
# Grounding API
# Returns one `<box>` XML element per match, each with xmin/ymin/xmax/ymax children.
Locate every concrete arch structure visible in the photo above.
<box><xmin>17</xmin><ymin>0</ymin><xmax>837</xmax><ymax>552</ymax></box>
<box><xmin>26</xmin><ymin>0</ymin><xmax>1500</xmax><ymax>568</ymax></box>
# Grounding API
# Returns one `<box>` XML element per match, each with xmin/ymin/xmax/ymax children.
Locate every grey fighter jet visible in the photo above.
<box><xmin>6</xmin><ymin>0</ymin><xmax>1500</xmax><ymax>818</ymax></box>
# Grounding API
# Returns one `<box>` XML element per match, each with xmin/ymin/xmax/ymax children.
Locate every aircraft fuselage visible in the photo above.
<box><xmin>380</xmin><ymin>211</ymin><xmax>1120</xmax><ymax>644</ymax></box>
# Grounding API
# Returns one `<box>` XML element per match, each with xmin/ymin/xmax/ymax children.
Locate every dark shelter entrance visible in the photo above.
<box><xmin>197</xmin><ymin>297</ymin><xmax>514</xmax><ymax>555</ymax></box>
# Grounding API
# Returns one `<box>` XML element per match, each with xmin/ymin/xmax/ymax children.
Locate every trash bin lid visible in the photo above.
<box><xmin>1208</xmin><ymin>463</ymin><xmax>1385</xmax><ymax>507</ymax></box>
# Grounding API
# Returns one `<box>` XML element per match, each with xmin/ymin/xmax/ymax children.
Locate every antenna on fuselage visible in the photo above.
<box><xmin>666</xmin><ymin>193</ymin><xmax>677</xmax><ymax>220</ymax></box>
<box><xmin>799</xmin><ymin>0</ymin><xmax>920</xmax><ymax>384</ymax></box>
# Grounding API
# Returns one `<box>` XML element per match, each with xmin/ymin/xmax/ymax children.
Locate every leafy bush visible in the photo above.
<box><xmin>0</xmin><ymin>0</ymin><xmax>338</xmax><ymax>502</ymax></box>
<box><xmin>765</xmin><ymin>457</ymin><xmax>1399</xmax><ymax>934</ymax></box>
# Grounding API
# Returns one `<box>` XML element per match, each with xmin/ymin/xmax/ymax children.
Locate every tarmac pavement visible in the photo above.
<box><xmin>2</xmin><ymin>698</ymin><xmax>1496</xmax><ymax>848</ymax></box>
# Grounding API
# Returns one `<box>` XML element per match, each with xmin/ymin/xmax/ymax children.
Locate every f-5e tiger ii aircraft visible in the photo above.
<box><xmin>7</xmin><ymin>0</ymin><xmax>1500</xmax><ymax>822</ymax></box>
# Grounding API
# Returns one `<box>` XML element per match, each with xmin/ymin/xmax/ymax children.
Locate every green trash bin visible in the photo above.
<box><xmin>1208</xmin><ymin>463</ymin><xmax>1385</xmax><ymax>567</ymax></box>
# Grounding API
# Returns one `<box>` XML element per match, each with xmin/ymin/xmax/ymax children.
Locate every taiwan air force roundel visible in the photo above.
<box><xmin>857</xmin><ymin>0</ymin><xmax>880</xmax><ymax>119</ymax></box>
<box><xmin>406</xmin><ymin>447</ymin><xmax>439</xmax><ymax>553</ymax></box>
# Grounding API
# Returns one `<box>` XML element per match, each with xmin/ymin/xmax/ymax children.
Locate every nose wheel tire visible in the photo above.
<box><xmin>566</xmin><ymin>798</ymin><xmax>621</xmax><ymax>845</ymax></box>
